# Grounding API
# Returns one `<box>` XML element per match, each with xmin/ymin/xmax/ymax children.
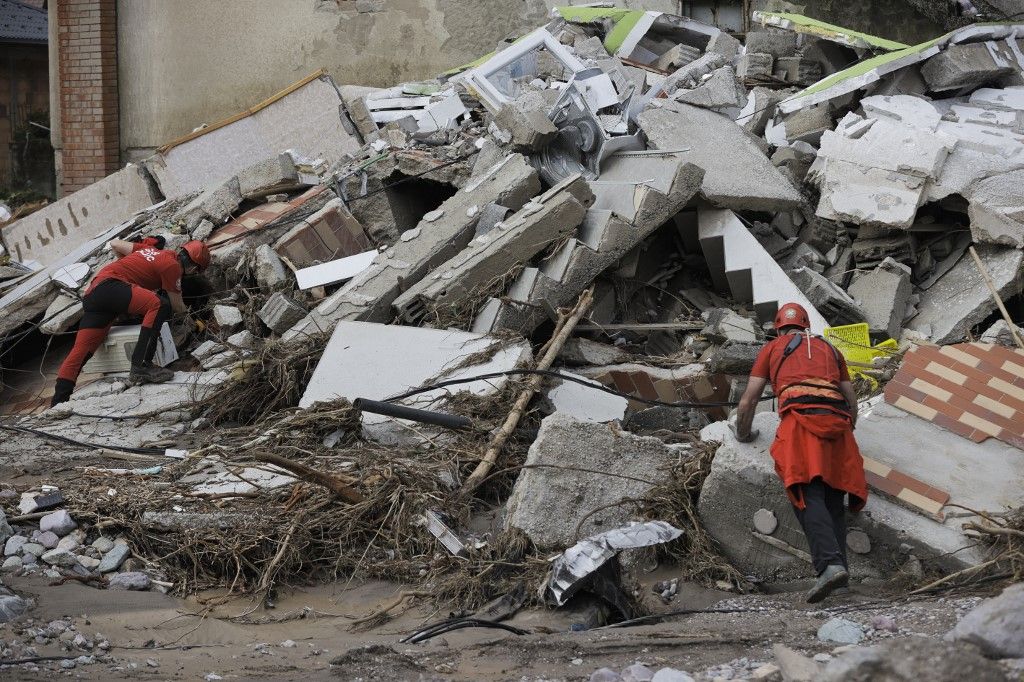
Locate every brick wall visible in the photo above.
<box><xmin>55</xmin><ymin>0</ymin><xmax>118</xmax><ymax>195</ymax></box>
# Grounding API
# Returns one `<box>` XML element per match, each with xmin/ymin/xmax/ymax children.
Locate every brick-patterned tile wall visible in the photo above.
<box><xmin>884</xmin><ymin>342</ymin><xmax>1024</xmax><ymax>450</ymax></box>
<box><xmin>56</xmin><ymin>0</ymin><xmax>119</xmax><ymax>195</ymax></box>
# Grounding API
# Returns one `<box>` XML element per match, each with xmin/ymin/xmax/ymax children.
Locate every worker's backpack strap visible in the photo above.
<box><xmin>771</xmin><ymin>332</ymin><xmax>845</xmax><ymax>400</ymax></box>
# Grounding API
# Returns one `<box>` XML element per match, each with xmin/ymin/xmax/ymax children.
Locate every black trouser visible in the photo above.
<box><xmin>791</xmin><ymin>477</ymin><xmax>848</xmax><ymax>576</ymax></box>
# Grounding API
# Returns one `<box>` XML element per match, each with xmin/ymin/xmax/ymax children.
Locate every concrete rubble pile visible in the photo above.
<box><xmin>2</xmin><ymin>5</ymin><xmax>1024</xmax><ymax>647</ymax></box>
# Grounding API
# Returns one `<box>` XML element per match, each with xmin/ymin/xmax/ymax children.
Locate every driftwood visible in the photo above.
<box><xmin>461</xmin><ymin>287</ymin><xmax>594</xmax><ymax>493</ymax></box>
<box><xmin>249</xmin><ymin>452</ymin><xmax>363</xmax><ymax>504</ymax></box>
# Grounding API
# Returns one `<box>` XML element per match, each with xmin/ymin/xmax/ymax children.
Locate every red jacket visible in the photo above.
<box><xmin>88</xmin><ymin>247</ymin><xmax>182</xmax><ymax>295</ymax></box>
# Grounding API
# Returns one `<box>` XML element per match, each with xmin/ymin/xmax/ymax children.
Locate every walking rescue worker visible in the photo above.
<box><xmin>732</xmin><ymin>302</ymin><xmax>868</xmax><ymax>603</ymax></box>
<box><xmin>50</xmin><ymin>238</ymin><xmax>211</xmax><ymax>407</ymax></box>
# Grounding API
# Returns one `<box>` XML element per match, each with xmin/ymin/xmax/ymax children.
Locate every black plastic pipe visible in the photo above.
<box><xmin>353</xmin><ymin>398</ymin><xmax>474</xmax><ymax>431</ymax></box>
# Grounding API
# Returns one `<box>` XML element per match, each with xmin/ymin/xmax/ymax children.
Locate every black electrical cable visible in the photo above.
<box><xmin>382</xmin><ymin>367</ymin><xmax>775</xmax><ymax>409</ymax></box>
<box><xmin>0</xmin><ymin>423</ymin><xmax>164</xmax><ymax>455</ymax></box>
<box><xmin>400</xmin><ymin>617</ymin><xmax>530</xmax><ymax>644</ymax></box>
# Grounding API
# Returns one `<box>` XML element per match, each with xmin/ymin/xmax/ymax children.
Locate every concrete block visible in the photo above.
<box><xmin>393</xmin><ymin>175</ymin><xmax>592</xmax><ymax>323</ymax></box>
<box><xmin>145</xmin><ymin>74</ymin><xmax>359</xmax><ymax>198</ymax></box>
<box><xmin>701</xmin><ymin>308</ymin><xmax>759</xmax><ymax>343</ymax></box>
<box><xmin>212</xmin><ymin>305</ymin><xmax>243</xmax><ymax>332</ymax></box>
<box><xmin>258</xmin><ymin>292</ymin><xmax>307</xmax><ymax>335</ymax></box>
<box><xmin>655</xmin><ymin>43</ymin><xmax>702</xmax><ymax>72</ymax></box>
<box><xmin>979</xmin><ymin>319</ymin><xmax>1021</xmax><ymax>346</ymax></box>
<box><xmin>860</xmin><ymin>94</ymin><xmax>942</xmax><ymax>131</ymax></box>
<box><xmin>284</xmin><ymin>154</ymin><xmax>540</xmax><ymax>341</ymax></box>
<box><xmin>698</xmin><ymin>410</ymin><xmax>990</xmax><ymax>581</ymax></box>
<box><xmin>815</xmin><ymin>159</ymin><xmax>927</xmax><ymax>229</ymax></box>
<box><xmin>547</xmin><ymin>372</ymin><xmax>628</xmax><ymax>423</ymax></box>
<box><xmin>177</xmin><ymin>177</ymin><xmax>242</xmax><ymax>231</ymax></box>
<box><xmin>663</xmin><ymin>52</ymin><xmax>726</xmax><ymax>94</ymax></box>
<box><xmin>945</xmin><ymin>583</ymin><xmax>1024</xmax><ymax>659</ymax></box>
<box><xmin>968</xmin><ymin>168</ymin><xmax>1024</xmax><ymax>248</ymax></box>
<box><xmin>704</xmin><ymin>341</ymin><xmax>761</xmax><ymax>374</ymax></box>
<box><xmin>495</xmin><ymin>92</ymin><xmax>558</xmax><ymax>152</ymax></box>
<box><xmin>783</xmin><ymin>105</ymin><xmax>832</xmax><ymax>145</ymax></box>
<box><xmin>789</xmin><ymin>267</ymin><xmax>866</xmax><ymax>327</ymax></box>
<box><xmin>39</xmin><ymin>293</ymin><xmax>84</xmax><ymax>335</ymax></box>
<box><xmin>735</xmin><ymin>87</ymin><xmax>786</xmax><ymax>136</ymax></box>
<box><xmin>673</xmin><ymin>66</ymin><xmax>746</xmax><ymax>111</ymax></box>
<box><xmin>573</xmin><ymin>35</ymin><xmax>611</xmax><ymax>61</ymax></box>
<box><xmin>3</xmin><ymin>165</ymin><xmax>159</xmax><ymax>267</ymax></box>
<box><xmin>909</xmin><ymin>245</ymin><xmax>1023</xmax><ymax>344</ymax></box>
<box><xmin>745</xmin><ymin>30</ymin><xmax>798</xmax><ymax>59</ymax></box>
<box><xmin>504</xmin><ymin>413</ymin><xmax>682</xmax><ymax>549</ymax></box>
<box><xmin>236</xmin><ymin>153</ymin><xmax>307</xmax><ymax>200</ymax></box>
<box><xmin>920</xmin><ymin>42</ymin><xmax>1014</xmax><ymax>92</ymax></box>
<box><xmin>252</xmin><ymin>244</ymin><xmax>289</xmax><ymax>290</ymax></box>
<box><xmin>298</xmin><ymin>321</ymin><xmax>531</xmax><ymax>439</ymax></box>
<box><xmin>775</xmin><ymin>56</ymin><xmax>821</xmax><ymax>85</ymax></box>
<box><xmin>706</xmin><ymin>31</ymin><xmax>742</xmax><ymax>60</ymax></box>
<box><xmin>737</xmin><ymin>52</ymin><xmax>773</xmax><ymax>78</ymax></box>
<box><xmin>846</xmin><ymin>258</ymin><xmax>911</xmax><ymax>339</ymax></box>
<box><xmin>640</xmin><ymin>103</ymin><xmax>801</xmax><ymax>212</ymax></box>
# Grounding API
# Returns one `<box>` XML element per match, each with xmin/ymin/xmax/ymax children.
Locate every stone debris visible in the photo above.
<box><xmin>0</xmin><ymin>10</ymin><xmax>1022</xmax><ymax>679</ymax></box>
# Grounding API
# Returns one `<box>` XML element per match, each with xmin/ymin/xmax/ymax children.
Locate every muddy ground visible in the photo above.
<box><xmin>0</xmin><ymin>433</ymin><xmax>1015</xmax><ymax>681</ymax></box>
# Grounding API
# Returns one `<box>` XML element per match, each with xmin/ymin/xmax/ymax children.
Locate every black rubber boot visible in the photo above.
<box><xmin>131</xmin><ymin>326</ymin><xmax>158</xmax><ymax>367</ymax></box>
<box><xmin>50</xmin><ymin>378</ymin><xmax>76</xmax><ymax>407</ymax></box>
<box><xmin>129</xmin><ymin>364</ymin><xmax>174</xmax><ymax>384</ymax></box>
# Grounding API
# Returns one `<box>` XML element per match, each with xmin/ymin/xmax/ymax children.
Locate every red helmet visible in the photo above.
<box><xmin>182</xmin><ymin>240</ymin><xmax>211</xmax><ymax>271</ymax></box>
<box><xmin>774</xmin><ymin>302</ymin><xmax>810</xmax><ymax>330</ymax></box>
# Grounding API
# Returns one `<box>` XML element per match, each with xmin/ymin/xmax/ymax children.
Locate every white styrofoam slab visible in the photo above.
<box><xmin>295</xmin><ymin>250</ymin><xmax>377</xmax><ymax>290</ymax></box>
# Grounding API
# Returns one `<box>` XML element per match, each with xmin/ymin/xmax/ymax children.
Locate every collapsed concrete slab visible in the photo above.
<box><xmin>547</xmin><ymin>372</ymin><xmax>628</xmax><ymax>423</ymax></box>
<box><xmin>968</xmin><ymin>169</ymin><xmax>1024</xmax><ymax>248</ymax></box>
<box><xmin>504</xmin><ymin>413</ymin><xmax>684</xmax><ymax>550</ymax></box>
<box><xmin>144</xmin><ymin>71</ymin><xmax>359</xmax><ymax>198</ymax></box>
<box><xmin>673</xmin><ymin>66</ymin><xmax>746</xmax><ymax>112</ymax></box>
<box><xmin>236</xmin><ymin>153</ymin><xmax>313</xmax><ymax>200</ymax></box>
<box><xmin>789</xmin><ymin>267</ymin><xmax>866</xmax><ymax>327</ymax></box>
<box><xmin>472</xmin><ymin>157</ymin><xmax>703</xmax><ymax>335</ymax></box>
<box><xmin>283</xmin><ymin>154</ymin><xmax>540</xmax><ymax>341</ymax></box>
<box><xmin>3</xmin><ymin>165</ymin><xmax>159</xmax><ymax>267</ymax></box>
<box><xmin>393</xmin><ymin>175</ymin><xmax>593</xmax><ymax>324</ymax></box>
<box><xmin>698</xmin><ymin>411</ymin><xmax>989</xmax><ymax>580</ymax></box>
<box><xmin>920</xmin><ymin>41</ymin><xmax>1015</xmax><ymax>92</ymax></box>
<box><xmin>908</xmin><ymin>245</ymin><xmax>1024</xmax><ymax>344</ymax></box>
<box><xmin>846</xmin><ymin>258</ymin><xmax>912</xmax><ymax>339</ymax></box>
<box><xmin>639</xmin><ymin>101</ymin><xmax>801</xmax><ymax>211</ymax></box>
<box><xmin>299</xmin><ymin>321</ymin><xmax>531</xmax><ymax>440</ymax></box>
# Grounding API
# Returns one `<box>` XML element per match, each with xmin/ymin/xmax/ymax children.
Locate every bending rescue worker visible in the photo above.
<box><xmin>733</xmin><ymin>302</ymin><xmax>868</xmax><ymax>603</ymax></box>
<box><xmin>51</xmin><ymin>238</ymin><xmax>211</xmax><ymax>406</ymax></box>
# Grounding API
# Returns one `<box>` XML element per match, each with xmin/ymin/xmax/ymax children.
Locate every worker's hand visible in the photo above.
<box><xmin>729</xmin><ymin>423</ymin><xmax>759</xmax><ymax>443</ymax></box>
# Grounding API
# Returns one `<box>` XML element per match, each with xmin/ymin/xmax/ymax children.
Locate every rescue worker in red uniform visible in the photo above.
<box><xmin>50</xmin><ymin>238</ymin><xmax>212</xmax><ymax>407</ymax></box>
<box><xmin>733</xmin><ymin>302</ymin><xmax>868</xmax><ymax>603</ymax></box>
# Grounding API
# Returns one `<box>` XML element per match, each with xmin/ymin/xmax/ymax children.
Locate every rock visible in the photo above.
<box><xmin>108</xmin><ymin>571</ymin><xmax>151</xmax><ymax>591</ymax></box>
<box><xmin>253</xmin><ymin>244</ymin><xmax>289</xmax><ymax>290</ymax></box>
<box><xmin>753</xmin><ymin>509</ymin><xmax>778</xmax><ymax>535</ymax></box>
<box><xmin>212</xmin><ymin>305</ymin><xmax>243</xmax><ymax>332</ymax></box>
<box><xmin>705</xmin><ymin>341</ymin><xmax>761</xmax><ymax>374</ymax></box>
<box><xmin>97</xmin><ymin>543</ymin><xmax>131</xmax><ymax>573</ymax></box>
<box><xmin>822</xmin><ymin>636</ymin><xmax>1005</xmax><ymax>681</ymax></box>
<box><xmin>945</xmin><ymin>582</ymin><xmax>1024</xmax><ymax>658</ymax></box>
<box><xmin>590</xmin><ymin>668</ymin><xmax>623</xmax><ymax>682</ymax></box>
<box><xmin>494</xmin><ymin>92</ymin><xmax>558</xmax><ymax>152</ymax></box>
<box><xmin>91</xmin><ymin>537</ymin><xmax>115</xmax><ymax>554</ymax></box>
<box><xmin>0</xmin><ymin>593</ymin><xmax>28</xmax><ymax>622</ymax></box>
<box><xmin>651</xmin><ymin>669</ymin><xmax>694</xmax><ymax>682</ymax></box>
<box><xmin>622</xmin><ymin>663</ymin><xmax>656</xmax><ymax>682</ymax></box>
<box><xmin>846</xmin><ymin>530</ymin><xmax>871</xmax><ymax>554</ymax></box>
<box><xmin>279</xmin><ymin>639</ymin><xmax>297</xmax><ymax>648</ymax></box>
<box><xmin>77</xmin><ymin>556</ymin><xmax>101</xmax><ymax>570</ymax></box>
<box><xmin>56</xmin><ymin>535</ymin><xmax>81</xmax><ymax>552</ymax></box>
<box><xmin>4</xmin><ymin>535</ymin><xmax>27</xmax><ymax>556</ymax></box>
<box><xmin>869</xmin><ymin>615</ymin><xmax>896</xmax><ymax>632</ymax></box>
<box><xmin>0</xmin><ymin>511</ymin><xmax>11</xmax><ymax>545</ymax></box>
<box><xmin>749</xmin><ymin>663</ymin><xmax>782</xmax><ymax>681</ymax></box>
<box><xmin>60</xmin><ymin>659</ymin><xmax>76</xmax><ymax>670</ymax></box>
<box><xmin>41</xmin><ymin>549</ymin><xmax>80</xmax><ymax>568</ymax></box>
<box><xmin>1</xmin><ymin>556</ymin><xmax>21</xmax><ymax>572</ymax></box>
<box><xmin>21</xmin><ymin>542</ymin><xmax>44</xmax><ymax>557</ymax></box>
<box><xmin>39</xmin><ymin>510</ymin><xmax>77</xmax><ymax>537</ymax></box>
<box><xmin>818</xmin><ymin>618</ymin><xmax>865</xmax><ymax>645</ymax></box>
<box><xmin>36</xmin><ymin>531</ymin><xmax>59</xmax><ymax>549</ymax></box>
<box><xmin>702</xmin><ymin>308</ymin><xmax>759</xmax><ymax>343</ymax></box>
<box><xmin>504</xmin><ymin>413</ymin><xmax>684</xmax><ymax>549</ymax></box>
<box><xmin>773</xmin><ymin>644</ymin><xmax>820</xmax><ymax>682</ymax></box>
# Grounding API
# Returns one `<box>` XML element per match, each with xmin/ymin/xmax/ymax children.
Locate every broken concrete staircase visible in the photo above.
<box><xmin>694</xmin><ymin>208</ymin><xmax>827</xmax><ymax>333</ymax></box>
<box><xmin>472</xmin><ymin>156</ymin><xmax>704</xmax><ymax>335</ymax></box>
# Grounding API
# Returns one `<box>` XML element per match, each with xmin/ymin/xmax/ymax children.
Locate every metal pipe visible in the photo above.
<box><xmin>353</xmin><ymin>398</ymin><xmax>474</xmax><ymax>431</ymax></box>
